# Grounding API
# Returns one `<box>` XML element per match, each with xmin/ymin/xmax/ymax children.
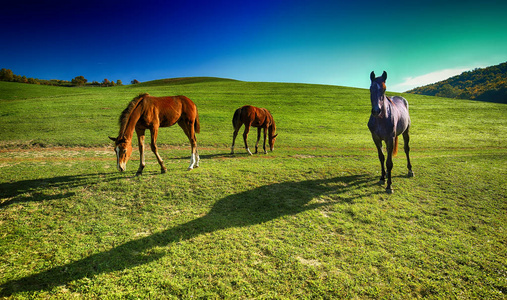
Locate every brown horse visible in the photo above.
<box><xmin>109</xmin><ymin>93</ymin><xmax>200</xmax><ymax>175</ymax></box>
<box><xmin>231</xmin><ymin>105</ymin><xmax>277</xmax><ymax>155</ymax></box>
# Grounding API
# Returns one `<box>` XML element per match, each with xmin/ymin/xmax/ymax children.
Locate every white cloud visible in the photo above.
<box><xmin>391</xmin><ymin>67</ymin><xmax>477</xmax><ymax>92</ymax></box>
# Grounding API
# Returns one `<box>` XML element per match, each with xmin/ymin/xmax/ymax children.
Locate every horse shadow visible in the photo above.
<box><xmin>0</xmin><ymin>174</ymin><xmax>371</xmax><ymax>296</ymax></box>
<box><xmin>175</xmin><ymin>151</ymin><xmax>246</xmax><ymax>160</ymax></box>
<box><xmin>0</xmin><ymin>173</ymin><xmax>123</xmax><ymax>208</ymax></box>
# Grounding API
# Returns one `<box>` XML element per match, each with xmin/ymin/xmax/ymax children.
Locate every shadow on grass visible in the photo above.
<box><xmin>177</xmin><ymin>151</ymin><xmax>257</xmax><ymax>160</ymax></box>
<box><xmin>0</xmin><ymin>174</ymin><xmax>372</xmax><ymax>296</ymax></box>
<box><xmin>0</xmin><ymin>173</ymin><xmax>123</xmax><ymax>208</ymax></box>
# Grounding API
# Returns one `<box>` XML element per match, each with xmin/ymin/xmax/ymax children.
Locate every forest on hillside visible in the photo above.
<box><xmin>407</xmin><ymin>62</ymin><xmax>507</xmax><ymax>103</ymax></box>
<box><xmin>0</xmin><ymin>68</ymin><xmax>139</xmax><ymax>87</ymax></box>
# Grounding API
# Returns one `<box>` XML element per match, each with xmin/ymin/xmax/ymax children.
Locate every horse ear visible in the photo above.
<box><xmin>273</xmin><ymin>134</ymin><xmax>278</xmax><ymax>138</ymax></box>
<box><xmin>109</xmin><ymin>136</ymin><xmax>117</xmax><ymax>142</ymax></box>
<box><xmin>382</xmin><ymin>71</ymin><xmax>387</xmax><ymax>82</ymax></box>
<box><xmin>370</xmin><ymin>71</ymin><xmax>376</xmax><ymax>81</ymax></box>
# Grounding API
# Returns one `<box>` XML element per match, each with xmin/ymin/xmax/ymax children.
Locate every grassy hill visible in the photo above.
<box><xmin>0</xmin><ymin>78</ymin><xmax>506</xmax><ymax>298</ymax></box>
<box><xmin>1</xmin><ymin>79</ymin><xmax>505</xmax><ymax>150</ymax></box>
<box><xmin>131</xmin><ymin>76</ymin><xmax>240</xmax><ymax>87</ymax></box>
<box><xmin>407</xmin><ymin>61</ymin><xmax>507</xmax><ymax>103</ymax></box>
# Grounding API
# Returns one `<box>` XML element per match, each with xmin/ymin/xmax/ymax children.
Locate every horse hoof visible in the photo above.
<box><xmin>408</xmin><ymin>170</ymin><xmax>414</xmax><ymax>178</ymax></box>
<box><xmin>386</xmin><ymin>188</ymin><xmax>393</xmax><ymax>194</ymax></box>
<box><xmin>378</xmin><ymin>179</ymin><xmax>385</xmax><ymax>185</ymax></box>
<box><xmin>135</xmin><ymin>172</ymin><xmax>142</xmax><ymax>177</ymax></box>
<box><xmin>161</xmin><ymin>168</ymin><xmax>167</xmax><ymax>174</ymax></box>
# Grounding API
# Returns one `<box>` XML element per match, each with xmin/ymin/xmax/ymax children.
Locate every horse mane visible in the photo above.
<box><xmin>118</xmin><ymin>93</ymin><xmax>149</xmax><ymax>137</ymax></box>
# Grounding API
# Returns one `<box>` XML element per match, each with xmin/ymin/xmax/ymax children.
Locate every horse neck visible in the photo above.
<box><xmin>381</xmin><ymin>95</ymin><xmax>393</xmax><ymax>118</ymax></box>
<box><xmin>120</xmin><ymin>104</ymin><xmax>142</xmax><ymax>141</ymax></box>
<box><xmin>268</xmin><ymin>120</ymin><xmax>276</xmax><ymax>136</ymax></box>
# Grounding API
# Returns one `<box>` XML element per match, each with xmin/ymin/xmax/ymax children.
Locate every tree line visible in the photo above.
<box><xmin>407</xmin><ymin>62</ymin><xmax>507</xmax><ymax>103</ymax></box>
<box><xmin>0</xmin><ymin>68</ymin><xmax>141</xmax><ymax>87</ymax></box>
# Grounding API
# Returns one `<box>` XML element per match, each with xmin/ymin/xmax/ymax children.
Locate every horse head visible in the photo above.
<box><xmin>109</xmin><ymin>136</ymin><xmax>133</xmax><ymax>172</ymax></box>
<box><xmin>269</xmin><ymin>133</ymin><xmax>278</xmax><ymax>151</ymax></box>
<box><xmin>369</xmin><ymin>71</ymin><xmax>387</xmax><ymax>117</ymax></box>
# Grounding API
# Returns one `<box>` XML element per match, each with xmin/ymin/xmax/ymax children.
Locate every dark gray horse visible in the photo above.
<box><xmin>368</xmin><ymin>71</ymin><xmax>414</xmax><ymax>193</ymax></box>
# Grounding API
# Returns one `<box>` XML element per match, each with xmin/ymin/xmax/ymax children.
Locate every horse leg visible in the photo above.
<box><xmin>187</xmin><ymin>140</ymin><xmax>198</xmax><ymax>170</ymax></box>
<box><xmin>263</xmin><ymin>127</ymin><xmax>268</xmax><ymax>154</ymax></box>
<box><xmin>187</xmin><ymin>121</ymin><xmax>199</xmax><ymax>170</ymax></box>
<box><xmin>187</xmin><ymin>138</ymin><xmax>198</xmax><ymax>171</ymax></box>
<box><xmin>372</xmin><ymin>135</ymin><xmax>386</xmax><ymax>184</ymax></box>
<box><xmin>194</xmin><ymin>149</ymin><xmax>200</xmax><ymax>168</ymax></box>
<box><xmin>403</xmin><ymin>130</ymin><xmax>414</xmax><ymax>178</ymax></box>
<box><xmin>135</xmin><ymin>129</ymin><xmax>146</xmax><ymax>176</ymax></box>
<box><xmin>243</xmin><ymin>124</ymin><xmax>253</xmax><ymax>155</ymax></box>
<box><xmin>231</xmin><ymin>125</ymin><xmax>240</xmax><ymax>154</ymax></box>
<box><xmin>178</xmin><ymin>118</ymin><xmax>199</xmax><ymax>170</ymax></box>
<box><xmin>150</xmin><ymin>127</ymin><xmax>167</xmax><ymax>174</ymax></box>
<box><xmin>192</xmin><ymin>124</ymin><xmax>200</xmax><ymax>169</ymax></box>
<box><xmin>385</xmin><ymin>137</ymin><xmax>395</xmax><ymax>193</ymax></box>
<box><xmin>255</xmin><ymin>127</ymin><xmax>261</xmax><ymax>154</ymax></box>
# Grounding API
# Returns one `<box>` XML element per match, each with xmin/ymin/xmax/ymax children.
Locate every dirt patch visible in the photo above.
<box><xmin>292</xmin><ymin>154</ymin><xmax>316</xmax><ymax>159</ymax></box>
<box><xmin>0</xmin><ymin>147</ymin><xmax>114</xmax><ymax>163</ymax></box>
<box><xmin>296</xmin><ymin>256</ymin><xmax>322</xmax><ymax>267</ymax></box>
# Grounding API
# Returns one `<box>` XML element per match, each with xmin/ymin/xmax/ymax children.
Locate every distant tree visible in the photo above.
<box><xmin>131</xmin><ymin>79</ymin><xmax>140</xmax><ymax>84</ymax></box>
<box><xmin>116</xmin><ymin>79</ymin><xmax>123</xmax><ymax>86</ymax></box>
<box><xmin>477</xmin><ymin>85</ymin><xmax>507</xmax><ymax>103</ymax></box>
<box><xmin>71</xmin><ymin>76</ymin><xmax>88</xmax><ymax>86</ymax></box>
<box><xmin>102</xmin><ymin>78</ymin><xmax>110</xmax><ymax>87</ymax></box>
<box><xmin>436</xmin><ymin>84</ymin><xmax>459</xmax><ymax>98</ymax></box>
<box><xmin>0</xmin><ymin>68</ymin><xmax>14</xmax><ymax>81</ymax></box>
<box><xmin>110</xmin><ymin>80</ymin><xmax>116</xmax><ymax>87</ymax></box>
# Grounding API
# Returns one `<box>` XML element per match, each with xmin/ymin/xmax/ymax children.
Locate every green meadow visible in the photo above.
<box><xmin>0</xmin><ymin>78</ymin><xmax>505</xmax><ymax>299</ymax></box>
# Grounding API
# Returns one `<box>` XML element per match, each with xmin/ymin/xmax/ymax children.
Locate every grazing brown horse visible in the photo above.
<box><xmin>231</xmin><ymin>105</ymin><xmax>277</xmax><ymax>155</ymax></box>
<box><xmin>109</xmin><ymin>93</ymin><xmax>200</xmax><ymax>175</ymax></box>
<box><xmin>368</xmin><ymin>71</ymin><xmax>413</xmax><ymax>193</ymax></box>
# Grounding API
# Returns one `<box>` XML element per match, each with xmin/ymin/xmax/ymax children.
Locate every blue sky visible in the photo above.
<box><xmin>2</xmin><ymin>0</ymin><xmax>506</xmax><ymax>91</ymax></box>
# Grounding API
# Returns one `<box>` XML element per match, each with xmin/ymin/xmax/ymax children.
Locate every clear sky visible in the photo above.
<box><xmin>2</xmin><ymin>0</ymin><xmax>506</xmax><ymax>92</ymax></box>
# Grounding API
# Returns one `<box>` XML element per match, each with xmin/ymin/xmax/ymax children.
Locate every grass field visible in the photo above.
<box><xmin>0</xmin><ymin>78</ymin><xmax>506</xmax><ymax>298</ymax></box>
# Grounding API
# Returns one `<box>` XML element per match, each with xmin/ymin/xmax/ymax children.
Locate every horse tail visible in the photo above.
<box><xmin>194</xmin><ymin>111</ymin><xmax>200</xmax><ymax>134</ymax></box>
<box><xmin>232</xmin><ymin>107</ymin><xmax>242</xmax><ymax>128</ymax></box>
<box><xmin>393</xmin><ymin>136</ymin><xmax>399</xmax><ymax>156</ymax></box>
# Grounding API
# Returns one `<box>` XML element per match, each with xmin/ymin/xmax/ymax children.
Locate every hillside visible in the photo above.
<box><xmin>407</xmin><ymin>62</ymin><xmax>507</xmax><ymax>103</ymax></box>
<box><xmin>0</xmin><ymin>79</ymin><xmax>372</xmax><ymax>148</ymax></box>
<box><xmin>0</xmin><ymin>79</ymin><xmax>506</xmax><ymax>298</ymax></box>
<box><xmin>1</xmin><ymin>78</ymin><xmax>506</xmax><ymax>149</ymax></box>
<box><xmin>132</xmin><ymin>76</ymin><xmax>240</xmax><ymax>87</ymax></box>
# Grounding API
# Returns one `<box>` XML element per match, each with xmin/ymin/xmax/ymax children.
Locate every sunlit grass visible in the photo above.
<box><xmin>0</xmin><ymin>79</ymin><xmax>506</xmax><ymax>298</ymax></box>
